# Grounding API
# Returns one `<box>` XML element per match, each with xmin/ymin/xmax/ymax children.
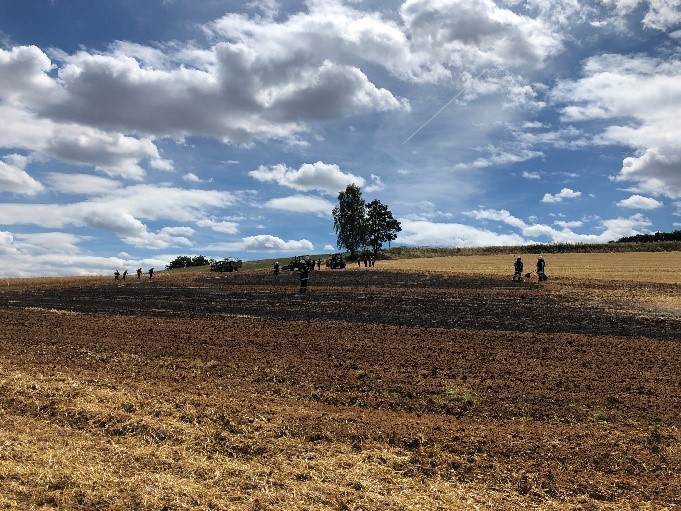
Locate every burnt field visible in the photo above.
<box><xmin>2</xmin><ymin>269</ymin><xmax>679</xmax><ymax>340</ymax></box>
<box><xmin>0</xmin><ymin>266</ymin><xmax>680</xmax><ymax>510</ymax></box>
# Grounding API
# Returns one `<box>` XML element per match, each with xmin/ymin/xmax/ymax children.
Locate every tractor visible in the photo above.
<box><xmin>210</xmin><ymin>257</ymin><xmax>243</xmax><ymax>272</ymax></box>
<box><xmin>326</xmin><ymin>253</ymin><xmax>346</xmax><ymax>269</ymax></box>
<box><xmin>283</xmin><ymin>255</ymin><xmax>314</xmax><ymax>271</ymax></box>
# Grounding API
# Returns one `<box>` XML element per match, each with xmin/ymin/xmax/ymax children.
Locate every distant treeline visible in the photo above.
<box><xmin>616</xmin><ymin>230</ymin><xmax>681</xmax><ymax>243</ymax></box>
<box><xmin>383</xmin><ymin>239</ymin><xmax>681</xmax><ymax>259</ymax></box>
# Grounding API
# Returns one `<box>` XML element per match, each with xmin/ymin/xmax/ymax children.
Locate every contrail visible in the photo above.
<box><xmin>401</xmin><ymin>73</ymin><xmax>481</xmax><ymax>145</ymax></box>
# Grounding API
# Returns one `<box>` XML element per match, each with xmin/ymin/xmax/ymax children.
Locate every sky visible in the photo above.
<box><xmin>1</xmin><ymin>0</ymin><xmax>680</xmax><ymax>277</ymax></box>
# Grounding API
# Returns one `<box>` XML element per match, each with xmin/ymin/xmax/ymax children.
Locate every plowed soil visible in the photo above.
<box><xmin>0</xmin><ymin>264</ymin><xmax>679</xmax><ymax>510</ymax></box>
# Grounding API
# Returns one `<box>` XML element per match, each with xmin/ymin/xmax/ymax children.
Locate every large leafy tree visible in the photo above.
<box><xmin>366</xmin><ymin>199</ymin><xmax>401</xmax><ymax>255</ymax></box>
<box><xmin>165</xmin><ymin>255</ymin><xmax>212</xmax><ymax>270</ymax></box>
<box><xmin>332</xmin><ymin>184</ymin><xmax>368</xmax><ymax>257</ymax></box>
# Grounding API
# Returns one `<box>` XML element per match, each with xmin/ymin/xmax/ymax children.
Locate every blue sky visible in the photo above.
<box><xmin>1</xmin><ymin>0</ymin><xmax>680</xmax><ymax>277</ymax></box>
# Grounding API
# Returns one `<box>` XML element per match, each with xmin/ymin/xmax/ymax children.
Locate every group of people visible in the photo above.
<box><xmin>114</xmin><ymin>267</ymin><xmax>153</xmax><ymax>280</ymax></box>
<box><xmin>513</xmin><ymin>256</ymin><xmax>547</xmax><ymax>282</ymax></box>
<box><xmin>358</xmin><ymin>254</ymin><xmax>375</xmax><ymax>267</ymax></box>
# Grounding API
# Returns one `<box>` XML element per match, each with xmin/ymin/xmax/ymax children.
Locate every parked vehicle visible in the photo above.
<box><xmin>210</xmin><ymin>257</ymin><xmax>243</xmax><ymax>272</ymax></box>
<box><xmin>326</xmin><ymin>253</ymin><xmax>346</xmax><ymax>269</ymax></box>
<box><xmin>283</xmin><ymin>255</ymin><xmax>314</xmax><ymax>271</ymax></box>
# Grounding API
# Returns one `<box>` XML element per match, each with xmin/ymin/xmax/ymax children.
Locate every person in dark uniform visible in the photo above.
<box><xmin>114</xmin><ymin>270</ymin><xmax>120</xmax><ymax>281</ymax></box>
<box><xmin>148</xmin><ymin>268</ymin><xmax>154</xmax><ymax>279</ymax></box>
<box><xmin>137</xmin><ymin>268</ymin><xmax>142</xmax><ymax>279</ymax></box>
<box><xmin>536</xmin><ymin>256</ymin><xmax>547</xmax><ymax>281</ymax></box>
<box><xmin>298</xmin><ymin>261</ymin><xmax>310</xmax><ymax>294</ymax></box>
<box><xmin>273</xmin><ymin>261</ymin><xmax>280</xmax><ymax>276</ymax></box>
<box><xmin>513</xmin><ymin>257</ymin><xmax>523</xmax><ymax>281</ymax></box>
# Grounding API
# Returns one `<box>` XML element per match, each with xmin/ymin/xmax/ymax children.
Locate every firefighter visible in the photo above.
<box><xmin>273</xmin><ymin>261</ymin><xmax>280</xmax><ymax>276</ymax></box>
<box><xmin>298</xmin><ymin>260</ymin><xmax>310</xmax><ymax>294</ymax></box>
<box><xmin>513</xmin><ymin>257</ymin><xmax>523</xmax><ymax>281</ymax></box>
<box><xmin>536</xmin><ymin>256</ymin><xmax>547</xmax><ymax>281</ymax></box>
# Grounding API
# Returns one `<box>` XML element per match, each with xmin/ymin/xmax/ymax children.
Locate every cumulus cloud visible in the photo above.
<box><xmin>195</xmin><ymin>218</ymin><xmax>240</xmax><ymax>234</ymax></box>
<box><xmin>242</xmin><ymin>234</ymin><xmax>313</xmax><ymax>252</ymax></box>
<box><xmin>0</xmin><ymin>185</ymin><xmax>234</xmax><ymax>248</ymax></box>
<box><xmin>464</xmin><ymin>207</ymin><xmax>652</xmax><ymax>243</ymax></box>
<box><xmin>263</xmin><ymin>194</ymin><xmax>335</xmax><ymax>216</ymax></box>
<box><xmin>249</xmin><ymin>162</ymin><xmax>364</xmax><ymax>194</ymax></box>
<box><xmin>0</xmin><ymin>154</ymin><xmax>44</xmax><ymax>195</ymax></box>
<box><xmin>542</xmin><ymin>187</ymin><xmax>581</xmax><ymax>203</ymax></box>
<box><xmin>397</xmin><ymin>219</ymin><xmax>527</xmax><ymax>247</ymax></box>
<box><xmin>400</xmin><ymin>0</ymin><xmax>563</xmax><ymax>75</ymax></box>
<box><xmin>364</xmin><ymin>174</ymin><xmax>385</xmax><ymax>193</ymax></box>
<box><xmin>45</xmin><ymin>173</ymin><xmax>121</xmax><ymax>195</ymax></box>
<box><xmin>616</xmin><ymin>194</ymin><xmax>663</xmax><ymax>209</ymax></box>
<box><xmin>553</xmin><ymin>54</ymin><xmax>681</xmax><ymax>198</ymax></box>
<box><xmin>600</xmin><ymin>0</ymin><xmax>681</xmax><ymax>30</ymax></box>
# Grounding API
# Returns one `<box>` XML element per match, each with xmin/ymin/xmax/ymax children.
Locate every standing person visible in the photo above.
<box><xmin>136</xmin><ymin>268</ymin><xmax>142</xmax><ymax>279</ymax></box>
<box><xmin>298</xmin><ymin>260</ymin><xmax>310</xmax><ymax>294</ymax></box>
<box><xmin>114</xmin><ymin>270</ymin><xmax>120</xmax><ymax>281</ymax></box>
<box><xmin>536</xmin><ymin>256</ymin><xmax>547</xmax><ymax>281</ymax></box>
<box><xmin>273</xmin><ymin>261</ymin><xmax>280</xmax><ymax>276</ymax></box>
<box><xmin>317</xmin><ymin>259</ymin><xmax>321</xmax><ymax>270</ymax></box>
<box><xmin>513</xmin><ymin>257</ymin><xmax>523</xmax><ymax>281</ymax></box>
<box><xmin>148</xmin><ymin>268</ymin><xmax>154</xmax><ymax>279</ymax></box>
<box><xmin>121</xmin><ymin>270</ymin><xmax>127</xmax><ymax>280</ymax></box>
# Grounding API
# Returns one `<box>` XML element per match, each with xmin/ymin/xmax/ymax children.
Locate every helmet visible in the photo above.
<box><xmin>538</xmin><ymin>256</ymin><xmax>543</xmax><ymax>260</ymax></box>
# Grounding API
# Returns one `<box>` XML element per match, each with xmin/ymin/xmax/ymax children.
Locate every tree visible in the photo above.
<box><xmin>332</xmin><ymin>184</ymin><xmax>368</xmax><ymax>257</ymax></box>
<box><xmin>366</xmin><ymin>199</ymin><xmax>401</xmax><ymax>255</ymax></box>
<box><xmin>165</xmin><ymin>255</ymin><xmax>212</xmax><ymax>270</ymax></box>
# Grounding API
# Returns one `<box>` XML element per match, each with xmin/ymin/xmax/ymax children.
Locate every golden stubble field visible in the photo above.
<box><xmin>0</xmin><ymin>252</ymin><xmax>679</xmax><ymax>510</ymax></box>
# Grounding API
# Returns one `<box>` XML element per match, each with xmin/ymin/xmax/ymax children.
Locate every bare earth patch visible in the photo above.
<box><xmin>0</xmin><ymin>254</ymin><xmax>679</xmax><ymax>510</ymax></box>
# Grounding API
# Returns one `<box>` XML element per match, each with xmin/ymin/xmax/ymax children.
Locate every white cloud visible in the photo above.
<box><xmin>182</xmin><ymin>172</ymin><xmax>212</xmax><ymax>183</ymax></box>
<box><xmin>400</xmin><ymin>0</ymin><xmax>563</xmax><ymax>75</ymax></box>
<box><xmin>249</xmin><ymin>162</ymin><xmax>364</xmax><ymax>194</ymax></box>
<box><xmin>465</xmin><ymin>207</ymin><xmax>652</xmax><ymax>243</ymax></box>
<box><xmin>522</xmin><ymin>170</ymin><xmax>541</xmax><ymax>179</ymax></box>
<box><xmin>455</xmin><ymin>148</ymin><xmax>543</xmax><ymax>169</ymax></box>
<box><xmin>541</xmin><ymin>187</ymin><xmax>581</xmax><ymax>203</ymax></box>
<box><xmin>196</xmin><ymin>218</ymin><xmax>240</xmax><ymax>234</ymax></box>
<box><xmin>0</xmin><ymin>154</ymin><xmax>44</xmax><ymax>195</ymax></box>
<box><xmin>615</xmin><ymin>147</ymin><xmax>681</xmax><ymax>199</ymax></box>
<box><xmin>553</xmin><ymin>54</ymin><xmax>681</xmax><ymax>198</ymax></box>
<box><xmin>616</xmin><ymin>194</ymin><xmax>663</xmax><ymax>209</ymax></box>
<box><xmin>263</xmin><ymin>194</ymin><xmax>335</xmax><ymax>216</ymax></box>
<box><xmin>365</xmin><ymin>173</ymin><xmax>385</xmax><ymax>193</ymax></box>
<box><xmin>0</xmin><ymin>185</ymin><xmax>234</xmax><ymax>248</ymax></box>
<box><xmin>554</xmin><ymin>219</ymin><xmax>583</xmax><ymax>228</ymax></box>
<box><xmin>397</xmin><ymin>218</ymin><xmax>527</xmax><ymax>247</ymax></box>
<box><xmin>323</xmin><ymin>244</ymin><xmax>336</xmax><ymax>251</ymax></box>
<box><xmin>45</xmin><ymin>173</ymin><xmax>121</xmax><ymax>195</ymax></box>
<box><xmin>242</xmin><ymin>234</ymin><xmax>313</xmax><ymax>252</ymax></box>
<box><xmin>600</xmin><ymin>0</ymin><xmax>681</xmax><ymax>30</ymax></box>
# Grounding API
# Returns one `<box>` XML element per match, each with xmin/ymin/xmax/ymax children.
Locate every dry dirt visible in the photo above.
<box><xmin>0</xmin><ymin>257</ymin><xmax>679</xmax><ymax>510</ymax></box>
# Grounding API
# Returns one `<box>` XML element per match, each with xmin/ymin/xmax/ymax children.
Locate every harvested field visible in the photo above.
<box><xmin>0</xmin><ymin>252</ymin><xmax>679</xmax><ymax>510</ymax></box>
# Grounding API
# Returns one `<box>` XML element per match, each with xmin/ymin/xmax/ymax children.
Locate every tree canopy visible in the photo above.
<box><xmin>332</xmin><ymin>185</ymin><xmax>401</xmax><ymax>257</ymax></box>
<box><xmin>165</xmin><ymin>255</ymin><xmax>213</xmax><ymax>270</ymax></box>
<box><xmin>366</xmin><ymin>199</ymin><xmax>401</xmax><ymax>255</ymax></box>
<box><xmin>332</xmin><ymin>184</ymin><xmax>368</xmax><ymax>257</ymax></box>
